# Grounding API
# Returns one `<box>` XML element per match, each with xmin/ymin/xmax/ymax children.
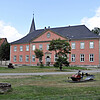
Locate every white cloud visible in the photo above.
<box><xmin>81</xmin><ymin>7</ymin><xmax>100</xmax><ymax>30</ymax></box>
<box><xmin>0</xmin><ymin>20</ymin><xmax>24</xmax><ymax>43</ymax></box>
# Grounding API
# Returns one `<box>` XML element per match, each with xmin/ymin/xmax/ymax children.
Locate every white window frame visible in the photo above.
<box><xmin>32</xmin><ymin>55</ymin><xmax>35</xmax><ymax>62</ymax></box>
<box><xmin>32</xmin><ymin>45</ymin><xmax>35</xmax><ymax>51</ymax></box>
<box><xmin>26</xmin><ymin>45</ymin><xmax>29</xmax><ymax>51</ymax></box>
<box><xmin>71</xmin><ymin>42</ymin><xmax>76</xmax><ymax>49</ymax></box>
<box><xmin>54</xmin><ymin>54</ymin><xmax>58</xmax><ymax>62</ymax></box>
<box><xmin>80</xmin><ymin>54</ymin><xmax>85</xmax><ymax>62</ymax></box>
<box><xmin>39</xmin><ymin>44</ymin><xmax>43</xmax><ymax>50</ymax></box>
<box><xmin>14</xmin><ymin>46</ymin><xmax>17</xmax><ymax>52</ymax></box>
<box><xmin>26</xmin><ymin>55</ymin><xmax>29</xmax><ymax>62</ymax></box>
<box><xmin>47</xmin><ymin>44</ymin><xmax>49</xmax><ymax>50</ymax></box>
<box><xmin>90</xmin><ymin>41</ymin><xmax>94</xmax><ymax>49</ymax></box>
<box><xmin>13</xmin><ymin>55</ymin><xmax>17</xmax><ymax>62</ymax></box>
<box><xmin>80</xmin><ymin>42</ymin><xmax>85</xmax><ymax>49</ymax></box>
<box><xmin>71</xmin><ymin>54</ymin><xmax>75</xmax><ymax>62</ymax></box>
<box><xmin>20</xmin><ymin>46</ymin><xmax>23</xmax><ymax>51</ymax></box>
<box><xmin>19</xmin><ymin>55</ymin><xmax>23</xmax><ymax>62</ymax></box>
<box><xmin>89</xmin><ymin>54</ymin><xmax>94</xmax><ymax>62</ymax></box>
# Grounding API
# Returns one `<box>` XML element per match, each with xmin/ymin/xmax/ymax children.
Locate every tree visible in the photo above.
<box><xmin>49</xmin><ymin>38</ymin><xmax>71</xmax><ymax>71</ymax></box>
<box><xmin>92</xmin><ymin>27</ymin><xmax>100</xmax><ymax>35</ymax></box>
<box><xmin>0</xmin><ymin>43</ymin><xmax>10</xmax><ymax>65</ymax></box>
<box><xmin>34</xmin><ymin>48</ymin><xmax>44</xmax><ymax>66</ymax></box>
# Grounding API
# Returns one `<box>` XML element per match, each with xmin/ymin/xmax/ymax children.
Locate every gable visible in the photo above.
<box><xmin>11</xmin><ymin>25</ymin><xmax>98</xmax><ymax>45</ymax></box>
<box><xmin>32</xmin><ymin>30</ymin><xmax>67</xmax><ymax>42</ymax></box>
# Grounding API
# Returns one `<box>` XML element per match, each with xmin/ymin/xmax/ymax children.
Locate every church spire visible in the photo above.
<box><xmin>29</xmin><ymin>14</ymin><xmax>36</xmax><ymax>33</ymax></box>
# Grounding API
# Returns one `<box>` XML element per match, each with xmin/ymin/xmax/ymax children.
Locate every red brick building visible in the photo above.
<box><xmin>10</xmin><ymin>16</ymin><xmax>100</xmax><ymax>67</ymax></box>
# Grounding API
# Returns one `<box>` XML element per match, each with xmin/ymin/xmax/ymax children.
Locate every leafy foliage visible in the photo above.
<box><xmin>34</xmin><ymin>48</ymin><xmax>44</xmax><ymax>65</ymax></box>
<box><xmin>0</xmin><ymin>43</ymin><xmax>10</xmax><ymax>61</ymax></box>
<box><xmin>54</xmin><ymin>56</ymin><xmax>69</xmax><ymax>70</ymax></box>
<box><xmin>92</xmin><ymin>27</ymin><xmax>100</xmax><ymax>35</ymax></box>
<box><xmin>49</xmin><ymin>38</ymin><xmax>71</xmax><ymax>70</ymax></box>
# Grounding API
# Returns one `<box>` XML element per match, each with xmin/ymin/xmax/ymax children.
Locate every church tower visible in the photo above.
<box><xmin>29</xmin><ymin>14</ymin><xmax>36</xmax><ymax>33</ymax></box>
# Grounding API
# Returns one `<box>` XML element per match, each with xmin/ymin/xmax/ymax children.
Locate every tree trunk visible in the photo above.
<box><xmin>59</xmin><ymin>64</ymin><xmax>62</xmax><ymax>71</ymax></box>
<box><xmin>1</xmin><ymin>60</ymin><xmax>2</xmax><ymax>65</ymax></box>
<box><xmin>5</xmin><ymin>60</ymin><xmax>7</xmax><ymax>66</ymax></box>
<box><xmin>0</xmin><ymin>61</ymin><xmax>1</xmax><ymax>65</ymax></box>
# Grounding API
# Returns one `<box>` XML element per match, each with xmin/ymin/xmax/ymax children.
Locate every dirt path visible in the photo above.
<box><xmin>0</xmin><ymin>69</ymin><xmax>100</xmax><ymax>76</ymax></box>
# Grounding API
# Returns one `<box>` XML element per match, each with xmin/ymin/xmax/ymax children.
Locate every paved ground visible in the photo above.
<box><xmin>0</xmin><ymin>69</ymin><xmax>100</xmax><ymax>76</ymax></box>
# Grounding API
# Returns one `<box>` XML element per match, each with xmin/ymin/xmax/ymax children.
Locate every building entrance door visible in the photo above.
<box><xmin>45</xmin><ymin>52</ymin><xmax>51</xmax><ymax>65</ymax></box>
<box><xmin>46</xmin><ymin>56</ymin><xmax>50</xmax><ymax>62</ymax></box>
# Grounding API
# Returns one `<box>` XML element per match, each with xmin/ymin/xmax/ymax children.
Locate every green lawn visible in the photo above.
<box><xmin>0</xmin><ymin>73</ymin><xmax>100</xmax><ymax>100</ymax></box>
<box><xmin>0</xmin><ymin>66</ymin><xmax>88</xmax><ymax>73</ymax></box>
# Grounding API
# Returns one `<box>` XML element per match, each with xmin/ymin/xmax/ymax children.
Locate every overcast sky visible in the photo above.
<box><xmin>0</xmin><ymin>0</ymin><xmax>100</xmax><ymax>42</ymax></box>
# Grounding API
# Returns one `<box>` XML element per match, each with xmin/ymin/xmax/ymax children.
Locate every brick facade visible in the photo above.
<box><xmin>10</xmin><ymin>30</ymin><xmax>67</xmax><ymax>65</ymax></box>
<box><xmin>69</xmin><ymin>39</ymin><xmax>99</xmax><ymax>66</ymax></box>
<box><xmin>10</xmin><ymin>30</ymin><xmax>100</xmax><ymax>66</ymax></box>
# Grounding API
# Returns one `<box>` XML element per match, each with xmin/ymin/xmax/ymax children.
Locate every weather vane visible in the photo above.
<box><xmin>33</xmin><ymin>11</ymin><xmax>34</xmax><ymax>16</ymax></box>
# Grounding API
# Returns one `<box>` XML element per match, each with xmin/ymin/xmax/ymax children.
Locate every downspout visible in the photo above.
<box><xmin>30</xmin><ymin>43</ymin><xmax>32</xmax><ymax>66</ymax></box>
<box><xmin>10</xmin><ymin>45</ymin><xmax>11</xmax><ymax>63</ymax></box>
<box><xmin>99</xmin><ymin>38</ymin><xmax>100</xmax><ymax>67</ymax></box>
<box><xmin>68</xmin><ymin>38</ymin><xmax>71</xmax><ymax>62</ymax></box>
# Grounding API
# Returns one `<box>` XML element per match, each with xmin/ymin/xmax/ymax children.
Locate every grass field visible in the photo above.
<box><xmin>0</xmin><ymin>72</ymin><xmax>100</xmax><ymax>100</ymax></box>
<box><xmin>0</xmin><ymin>66</ymin><xmax>88</xmax><ymax>73</ymax></box>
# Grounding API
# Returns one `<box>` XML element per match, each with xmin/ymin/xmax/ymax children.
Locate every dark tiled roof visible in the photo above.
<box><xmin>51</xmin><ymin>25</ymin><xmax>99</xmax><ymax>40</ymax></box>
<box><xmin>11</xmin><ymin>29</ymin><xmax>44</xmax><ymax>44</ymax></box>
<box><xmin>11</xmin><ymin>25</ymin><xmax>99</xmax><ymax>44</ymax></box>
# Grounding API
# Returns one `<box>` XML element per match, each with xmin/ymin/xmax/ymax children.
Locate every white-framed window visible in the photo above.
<box><xmin>19</xmin><ymin>55</ymin><xmax>23</xmax><ymax>62</ymax></box>
<box><xmin>13</xmin><ymin>55</ymin><xmax>17</xmax><ymax>62</ymax></box>
<box><xmin>54</xmin><ymin>54</ymin><xmax>58</xmax><ymax>62</ymax></box>
<box><xmin>80</xmin><ymin>42</ymin><xmax>85</xmax><ymax>49</ymax></box>
<box><xmin>26</xmin><ymin>45</ymin><xmax>29</xmax><ymax>51</ymax></box>
<box><xmin>47</xmin><ymin>44</ymin><xmax>49</xmax><ymax>50</ymax></box>
<box><xmin>89</xmin><ymin>54</ymin><xmax>94</xmax><ymax>62</ymax></box>
<box><xmin>39</xmin><ymin>44</ymin><xmax>43</xmax><ymax>50</ymax></box>
<box><xmin>90</xmin><ymin>42</ymin><xmax>94</xmax><ymax>49</ymax></box>
<box><xmin>26</xmin><ymin>55</ymin><xmax>29</xmax><ymax>62</ymax></box>
<box><xmin>80</xmin><ymin>54</ymin><xmax>85</xmax><ymax>62</ymax></box>
<box><xmin>14</xmin><ymin>46</ymin><xmax>17</xmax><ymax>51</ymax></box>
<box><xmin>20</xmin><ymin>46</ymin><xmax>23</xmax><ymax>51</ymax></box>
<box><xmin>32</xmin><ymin>55</ymin><xmax>35</xmax><ymax>62</ymax></box>
<box><xmin>32</xmin><ymin>45</ymin><xmax>35</xmax><ymax>51</ymax></box>
<box><xmin>71</xmin><ymin>54</ymin><xmax>75</xmax><ymax>62</ymax></box>
<box><xmin>71</xmin><ymin>42</ymin><xmax>76</xmax><ymax>49</ymax></box>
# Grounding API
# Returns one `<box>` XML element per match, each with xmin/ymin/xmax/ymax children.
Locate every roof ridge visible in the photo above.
<box><xmin>28</xmin><ymin>25</ymin><xmax>85</xmax><ymax>32</ymax></box>
<box><xmin>48</xmin><ymin>25</ymin><xmax>85</xmax><ymax>30</ymax></box>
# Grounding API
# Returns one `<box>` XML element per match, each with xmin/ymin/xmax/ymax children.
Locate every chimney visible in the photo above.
<box><xmin>44</xmin><ymin>27</ymin><xmax>46</xmax><ymax>30</ymax></box>
<box><xmin>48</xmin><ymin>26</ymin><xmax>50</xmax><ymax>29</ymax></box>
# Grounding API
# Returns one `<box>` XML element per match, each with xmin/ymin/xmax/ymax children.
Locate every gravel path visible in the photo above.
<box><xmin>0</xmin><ymin>69</ymin><xmax>100</xmax><ymax>76</ymax></box>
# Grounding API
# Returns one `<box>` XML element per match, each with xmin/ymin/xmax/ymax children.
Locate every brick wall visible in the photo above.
<box><xmin>10</xmin><ymin>30</ymin><xmax>99</xmax><ymax>66</ymax></box>
<box><xmin>69</xmin><ymin>39</ymin><xmax>99</xmax><ymax>66</ymax></box>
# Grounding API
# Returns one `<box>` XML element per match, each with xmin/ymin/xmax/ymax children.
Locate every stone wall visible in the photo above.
<box><xmin>0</xmin><ymin>61</ymin><xmax>10</xmax><ymax>66</ymax></box>
<box><xmin>0</xmin><ymin>83</ymin><xmax>12</xmax><ymax>94</ymax></box>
